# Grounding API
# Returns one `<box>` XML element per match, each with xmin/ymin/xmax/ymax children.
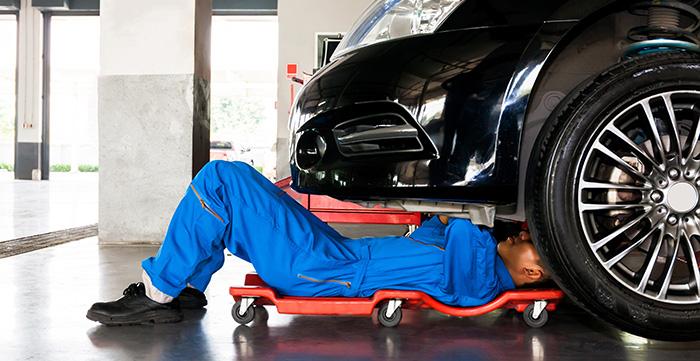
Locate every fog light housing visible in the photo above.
<box><xmin>295</xmin><ymin>130</ymin><xmax>327</xmax><ymax>171</ymax></box>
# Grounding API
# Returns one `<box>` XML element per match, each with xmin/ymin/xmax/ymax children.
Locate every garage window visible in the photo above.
<box><xmin>48</xmin><ymin>15</ymin><xmax>100</xmax><ymax>174</ymax></box>
<box><xmin>0</xmin><ymin>14</ymin><xmax>16</xmax><ymax>176</ymax></box>
<box><xmin>211</xmin><ymin>15</ymin><xmax>278</xmax><ymax>180</ymax></box>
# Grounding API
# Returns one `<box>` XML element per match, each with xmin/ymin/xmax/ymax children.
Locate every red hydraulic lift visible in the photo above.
<box><xmin>274</xmin><ymin>177</ymin><xmax>423</xmax><ymax>227</ymax></box>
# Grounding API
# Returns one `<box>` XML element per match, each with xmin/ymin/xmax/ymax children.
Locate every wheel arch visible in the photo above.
<box><xmin>507</xmin><ymin>1</ymin><xmax>667</xmax><ymax>221</ymax></box>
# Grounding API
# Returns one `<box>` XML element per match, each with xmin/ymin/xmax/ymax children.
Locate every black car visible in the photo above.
<box><xmin>288</xmin><ymin>0</ymin><xmax>700</xmax><ymax>341</ymax></box>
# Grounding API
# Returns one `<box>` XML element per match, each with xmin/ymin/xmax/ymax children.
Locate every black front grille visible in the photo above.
<box><xmin>332</xmin><ymin>113</ymin><xmax>424</xmax><ymax>157</ymax></box>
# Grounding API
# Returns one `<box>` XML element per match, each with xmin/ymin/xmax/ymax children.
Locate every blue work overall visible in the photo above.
<box><xmin>142</xmin><ymin>161</ymin><xmax>515</xmax><ymax>307</ymax></box>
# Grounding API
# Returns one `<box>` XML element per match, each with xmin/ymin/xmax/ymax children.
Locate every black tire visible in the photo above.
<box><xmin>377</xmin><ymin>302</ymin><xmax>402</xmax><ymax>328</ymax></box>
<box><xmin>527</xmin><ymin>52</ymin><xmax>700</xmax><ymax>341</ymax></box>
<box><xmin>232</xmin><ymin>301</ymin><xmax>255</xmax><ymax>325</ymax></box>
<box><xmin>254</xmin><ymin>305</ymin><xmax>269</xmax><ymax>323</ymax></box>
<box><xmin>523</xmin><ymin>304</ymin><xmax>549</xmax><ymax>328</ymax></box>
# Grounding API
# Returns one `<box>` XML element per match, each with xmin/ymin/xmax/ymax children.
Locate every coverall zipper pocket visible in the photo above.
<box><xmin>190</xmin><ymin>184</ymin><xmax>224</xmax><ymax>223</ymax></box>
<box><xmin>297</xmin><ymin>274</ymin><xmax>351</xmax><ymax>288</ymax></box>
<box><xmin>406</xmin><ymin>236</ymin><xmax>445</xmax><ymax>251</ymax></box>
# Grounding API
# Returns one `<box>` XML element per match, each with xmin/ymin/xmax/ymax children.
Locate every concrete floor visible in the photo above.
<box><xmin>2</xmin><ymin>237</ymin><xmax>700</xmax><ymax>361</ymax></box>
<box><xmin>0</xmin><ymin>172</ymin><xmax>97</xmax><ymax>242</ymax></box>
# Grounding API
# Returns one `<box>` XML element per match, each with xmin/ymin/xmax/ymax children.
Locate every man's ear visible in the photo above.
<box><xmin>519</xmin><ymin>231</ymin><xmax>531</xmax><ymax>241</ymax></box>
<box><xmin>523</xmin><ymin>266</ymin><xmax>544</xmax><ymax>281</ymax></box>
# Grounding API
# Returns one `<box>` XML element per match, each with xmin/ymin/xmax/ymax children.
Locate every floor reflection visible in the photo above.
<box><xmin>80</xmin><ymin>302</ymin><xmax>700</xmax><ymax>361</ymax></box>
<box><xmin>225</xmin><ymin>308</ymin><xmax>580</xmax><ymax>361</ymax></box>
<box><xmin>0</xmin><ymin>172</ymin><xmax>97</xmax><ymax>241</ymax></box>
<box><xmin>86</xmin><ymin>309</ymin><xmax>216</xmax><ymax>361</ymax></box>
<box><xmin>224</xmin><ymin>305</ymin><xmax>698</xmax><ymax>361</ymax></box>
<box><xmin>1</xmin><ymin>237</ymin><xmax>700</xmax><ymax>361</ymax></box>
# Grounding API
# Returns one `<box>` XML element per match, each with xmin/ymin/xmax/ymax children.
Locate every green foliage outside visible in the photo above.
<box><xmin>78</xmin><ymin>164</ymin><xmax>99</xmax><ymax>172</ymax></box>
<box><xmin>254</xmin><ymin>165</ymin><xmax>263</xmax><ymax>174</ymax></box>
<box><xmin>0</xmin><ymin>102</ymin><xmax>12</xmax><ymax>141</ymax></box>
<box><xmin>1</xmin><ymin>102</ymin><xmax>16</xmax><ymax>172</ymax></box>
<box><xmin>50</xmin><ymin>164</ymin><xmax>71</xmax><ymax>172</ymax></box>
<box><xmin>49</xmin><ymin>164</ymin><xmax>99</xmax><ymax>172</ymax></box>
<box><xmin>211</xmin><ymin>96</ymin><xmax>266</xmax><ymax>142</ymax></box>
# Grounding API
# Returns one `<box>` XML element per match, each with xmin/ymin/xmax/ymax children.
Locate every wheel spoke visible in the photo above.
<box><xmin>662</xmin><ymin>94</ymin><xmax>684</xmax><ymax>159</ymax></box>
<box><xmin>591</xmin><ymin>210</ymin><xmax>652</xmax><ymax>252</ymax></box>
<box><xmin>641</xmin><ymin>99</ymin><xmax>667</xmax><ymax>166</ymax></box>
<box><xmin>593</xmin><ymin>142</ymin><xmax>650</xmax><ymax>183</ymax></box>
<box><xmin>687</xmin><ymin>115</ymin><xmax>700</xmax><ymax>162</ymax></box>
<box><xmin>657</xmin><ymin>234</ymin><xmax>682</xmax><ymax>300</ymax></box>
<box><xmin>636</xmin><ymin>230</ymin><xmax>664</xmax><ymax>293</ymax></box>
<box><xmin>579</xmin><ymin>180</ymin><xmax>652</xmax><ymax>191</ymax></box>
<box><xmin>579</xmin><ymin>203</ymin><xmax>648</xmax><ymax>212</ymax></box>
<box><xmin>606</xmin><ymin>126</ymin><xmax>665</xmax><ymax>173</ymax></box>
<box><xmin>681</xmin><ymin>235</ymin><xmax>700</xmax><ymax>298</ymax></box>
<box><xmin>603</xmin><ymin>222</ymin><xmax>662</xmax><ymax>268</ymax></box>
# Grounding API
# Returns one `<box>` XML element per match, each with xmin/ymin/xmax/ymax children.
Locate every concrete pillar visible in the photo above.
<box><xmin>275</xmin><ymin>0</ymin><xmax>373</xmax><ymax>179</ymax></box>
<box><xmin>99</xmin><ymin>0</ymin><xmax>211</xmax><ymax>244</ymax></box>
<box><xmin>15</xmin><ymin>0</ymin><xmax>44</xmax><ymax>180</ymax></box>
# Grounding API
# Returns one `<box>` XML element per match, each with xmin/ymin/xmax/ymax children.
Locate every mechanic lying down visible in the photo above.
<box><xmin>87</xmin><ymin>161</ymin><xmax>550</xmax><ymax>325</ymax></box>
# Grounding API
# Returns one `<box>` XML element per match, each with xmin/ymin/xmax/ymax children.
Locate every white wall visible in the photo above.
<box><xmin>276</xmin><ymin>0</ymin><xmax>374</xmax><ymax>178</ymax></box>
<box><xmin>100</xmin><ymin>0</ymin><xmax>197</xmax><ymax>75</ymax></box>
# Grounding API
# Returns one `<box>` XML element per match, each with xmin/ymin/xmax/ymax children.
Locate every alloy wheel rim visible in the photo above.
<box><xmin>578</xmin><ymin>90</ymin><xmax>700</xmax><ymax>305</ymax></box>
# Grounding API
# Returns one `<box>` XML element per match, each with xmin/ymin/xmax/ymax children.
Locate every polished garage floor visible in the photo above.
<box><xmin>2</xmin><ymin>236</ymin><xmax>700</xmax><ymax>361</ymax></box>
<box><xmin>0</xmin><ymin>172</ymin><xmax>97</xmax><ymax>242</ymax></box>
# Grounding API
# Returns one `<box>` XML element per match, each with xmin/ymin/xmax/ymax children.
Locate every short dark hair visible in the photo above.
<box><xmin>492</xmin><ymin>220</ymin><xmax>523</xmax><ymax>242</ymax></box>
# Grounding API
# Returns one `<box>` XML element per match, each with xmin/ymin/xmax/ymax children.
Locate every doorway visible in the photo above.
<box><xmin>47</xmin><ymin>15</ymin><xmax>100</xmax><ymax>178</ymax></box>
<box><xmin>211</xmin><ymin>15</ymin><xmax>279</xmax><ymax>180</ymax></box>
<box><xmin>0</xmin><ymin>14</ymin><xmax>17</xmax><ymax>179</ymax></box>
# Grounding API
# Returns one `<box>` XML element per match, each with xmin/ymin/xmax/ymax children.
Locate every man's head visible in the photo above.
<box><xmin>496</xmin><ymin>230</ymin><xmax>550</xmax><ymax>287</ymax></box>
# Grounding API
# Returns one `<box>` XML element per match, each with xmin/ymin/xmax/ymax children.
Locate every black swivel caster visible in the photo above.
<box><xmin>377</xmin><ymin>300</ymin><xmax>403</xmax><ymax>328</ymax></box>
<box><xmin>523</xmin><ymin>302</ymin><xmax>549</xmax><ymax>328</ymax></box>
<box><xmin>255</xmin><ymin>304</ymin><xmax>269</xmax><ymax>323</ymax></box>
<box><xmin>232</xmin><ymin>300</ymin><xmax>256</xmax><ymax>325</ymax></box>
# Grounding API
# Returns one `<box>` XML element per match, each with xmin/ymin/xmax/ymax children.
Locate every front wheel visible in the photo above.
<box><xmin>523</xmin><ymin>304</ymin><xmax>549</xmax><ymax>328</ymax></box>
<box><xmin>377</xmin><ymin>302</ymin><xmax>402</xmax><ymax>328</ymax></box>
<box><xmin>528</xmin><ymin>52</ymin><xmax>700</xmax><ymax>341</ymax></box>
<box><xmin>232</xmin><ymin>301</ymin><xmax>256</xmax><ymax>325</ymax></box>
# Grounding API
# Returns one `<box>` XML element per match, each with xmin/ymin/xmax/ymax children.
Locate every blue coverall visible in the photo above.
<box><xmin>142</xmin><ymin>161</ymin><xmax>516</xmax><ymax>307</ymax></box>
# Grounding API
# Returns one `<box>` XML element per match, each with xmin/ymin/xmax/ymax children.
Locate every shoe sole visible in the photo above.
<box><xmin>179</xmin><ymin>299</ymin><xmax>207</xmax><ymax>310</ymax></box>
<box><xmin>86</xmin><ymin>309</ymin><xmax>183</xmax><ymax>326</ymax></box>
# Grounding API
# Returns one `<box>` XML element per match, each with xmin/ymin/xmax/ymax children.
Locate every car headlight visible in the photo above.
<box><xmin>332</xmin><ymin>0</ymin><xmax>465</xmax><ymax>60</ymax></box>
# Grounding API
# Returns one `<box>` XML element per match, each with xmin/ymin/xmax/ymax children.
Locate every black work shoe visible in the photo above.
<box><xmin>86</xmin><ymin>283</ymin><xmax>183</xmax><ymax>326</ymax></box>
<box><xmin>177</xmin><ymin>287</ymin><xmax>208</xmax><ymax>309</ymax></box>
